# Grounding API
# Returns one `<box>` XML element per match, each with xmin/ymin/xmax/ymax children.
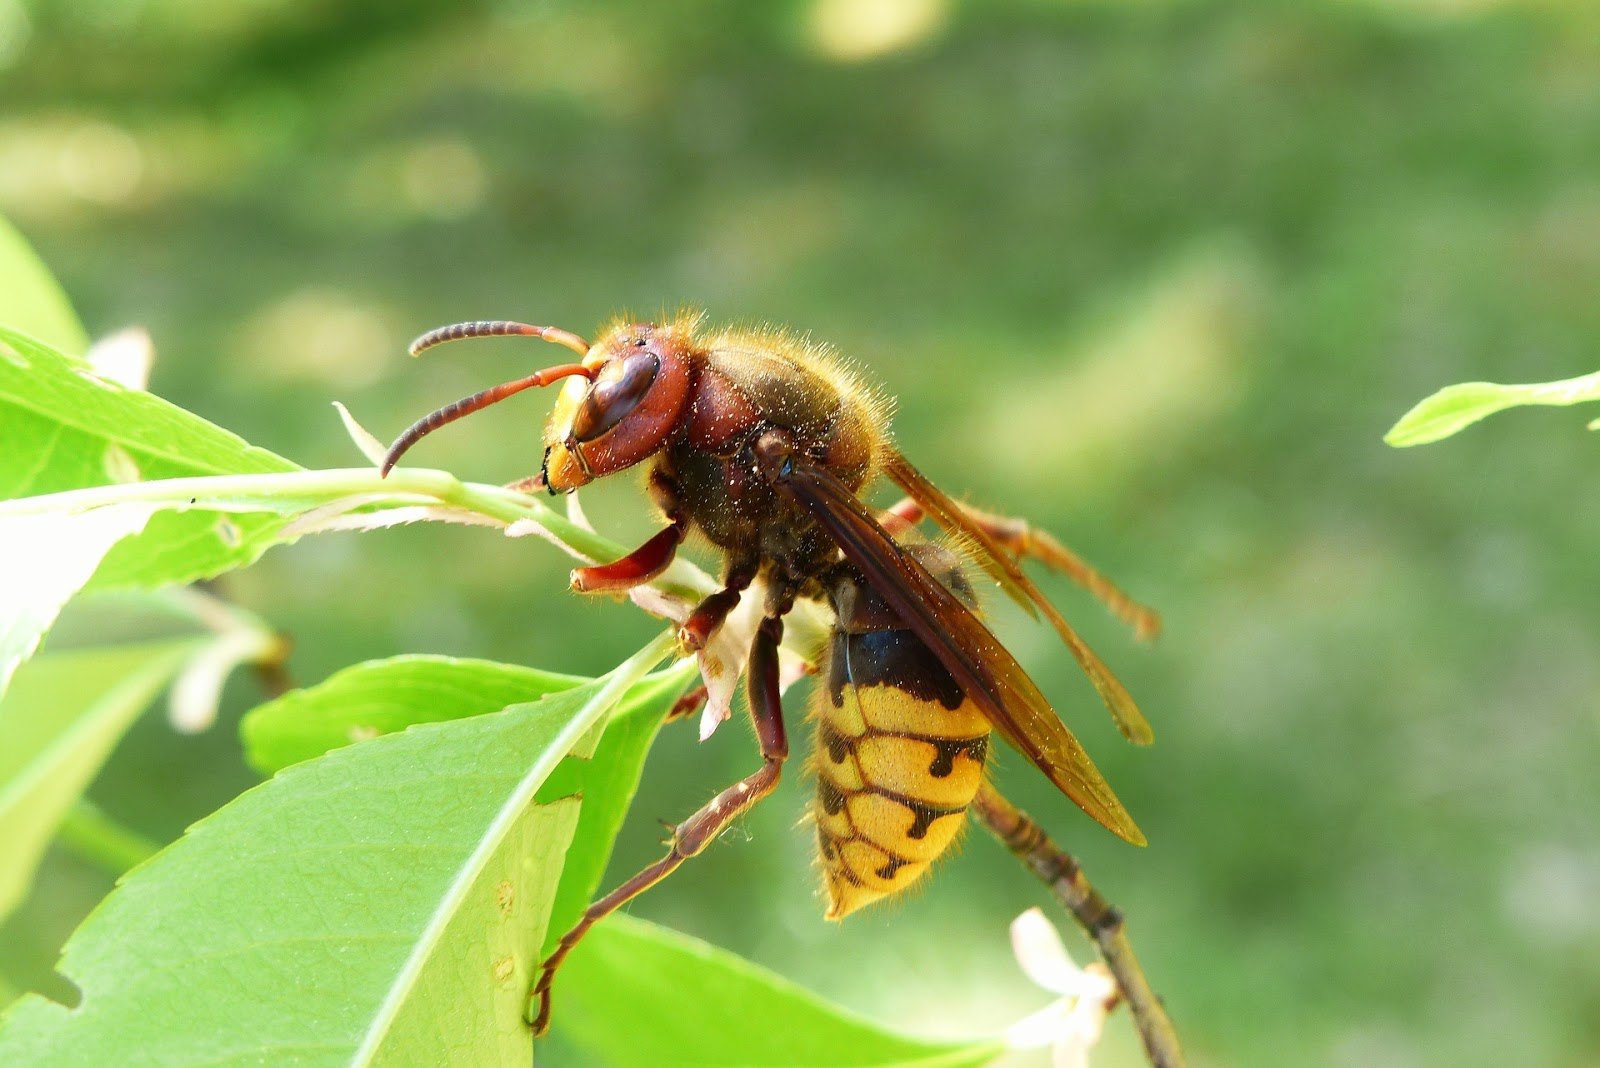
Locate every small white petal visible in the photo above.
<box><xmin>697</xmin><ymin>582</ymin><xmax>764</xmax><ymax>739</ymax></box>
<box><xmin>629</xmin><ymin>581</ymin><xmax>764</xmax><ymax>742</ymax></box>
<box><xmin>1005</xmin><ymin>950</ymin><xmax>1117</xmax><ymax>1067</ymax></box>
<box><xmin>86</xmin><ymin>326</ymin><xmax>154</xmax><ymax>390</ymax></box>
<box><xmin>1011</xmin><ymin>907</ymin><xmax>1084</xmax><ymax>995</ymax></box>
<box><xmin>1006</xmin><ymin>999</ymin><xmax>1072</xmax><ymax>1052</ymax></box>
<box><xmin>1053</xmin><ymin>973</ymin><xmax>1115</xmax><ymax>1068</ymax></box>
<box><xmin>628</xmin><ymin>584</ymin><xmax>689</xmax><ymax>623</ymax></box>
<box><xmin>565</xmin><ymin>490</ymin><xmax>594</xmax><ymax>532</ymax></box>
<box><xmin>168</xmin><ymin>629</ymin><xmax>275</xmax><ymax>733</ymax></box>
<box><xmin>777</xmin><ymin>647</ymin><xmax>811</xmax><ymax>693</ymax></box>
<box><xmin>1052</xmin><ymin>1035</ymin><xmax>1092</xmax><ymax>1068</ymax></box>
<box><xmin>332</xmin><ymin>401</ymin><xmax>389</xmax><ymax>466</ymax></box>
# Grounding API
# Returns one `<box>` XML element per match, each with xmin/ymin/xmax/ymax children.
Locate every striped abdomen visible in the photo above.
<box><xmin>813</xmin><ymin>551</ymin><xmax>990</xmax><ymax>919</ymax></box>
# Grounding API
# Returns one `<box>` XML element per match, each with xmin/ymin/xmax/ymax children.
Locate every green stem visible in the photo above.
<box><xmin>57</xmin><ymin>799</ymin><xmax>162</xmax><ymax>875</ymax></box>
<box><xmin>0</xmin><ymin>466</ymin><xmax>719</xmax><ymax>621</ymax></box>
<box><xmin>444</xmin><ymin>478</ymin><xmax>619</xmax><ymax>560</ymax></box>
<box><xmin>0</xmin><ymin>468</ymin><xmax>473</xmax><ymax>517</ymax></box>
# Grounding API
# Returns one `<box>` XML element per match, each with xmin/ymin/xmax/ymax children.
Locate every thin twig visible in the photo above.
<box><xmin>974</xmin><ymin>782</ymin><xmax>1185</xmax><ymax>1068</ymax></box>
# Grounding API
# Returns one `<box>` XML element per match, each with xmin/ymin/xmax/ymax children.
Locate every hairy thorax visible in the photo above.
<box><xmin>658</xmin><ymin>329</ymin><xmax>889</xmax><ymax>585</ymax></box>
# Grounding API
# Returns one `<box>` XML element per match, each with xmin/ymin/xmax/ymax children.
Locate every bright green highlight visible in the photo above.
<box><xmin>1386</xmin><ymin>371</ymin><xmax>1600</xmax><ymax>447</ymax></box>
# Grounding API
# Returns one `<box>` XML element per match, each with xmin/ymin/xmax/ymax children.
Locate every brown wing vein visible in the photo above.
<box><xmin>883</xmin><ymin>450</ymin><xmax>1154</xmax><ymax>746</ymax></box>
<box><xmin>771</xmin><ymin>456</ymin><xmax>1145</xmax><ymax>846</ymax></box>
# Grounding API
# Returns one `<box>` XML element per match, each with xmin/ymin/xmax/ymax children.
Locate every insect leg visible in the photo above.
<box><xmin>665</xmin><ymin>683</ymin><xmax>708</xmax><ymax>721</ymax></box>
<box><xmin>569</xmin><ymin>518</ymin><xmax>686</xmax><ymax>593</ymax></box>
<box><xmin>571</xmin><ymin>469</ymin><xmax>687</xmax><ymax>593</ymax></box>
<box><xmin>678</xmin><ymin>557</ymin><xmax>758</xmax><ymax>650</ymax></box>
<box><xmin>880</xmin><ymin>496</ymin><xmax>1160</xmax><ymax>642</ymax></box>
<box><xmin>876</xmin><ymin>496</ymin><xmax>923</xmax><ymax>537</ymax></box>
<box><xmin>974</xmin><ymin>782</ymin><xmax>1184</xmax><ymax>1067</ymax></box>
<box><xmin>503</xmin><ymin>473</ymin><xmax>546</xmax><ymax>494</ymax></box>
<box><xmin>529</xmin><ymin>612</ymin><xmax>790</xmax><ymax>1035</ymax></box>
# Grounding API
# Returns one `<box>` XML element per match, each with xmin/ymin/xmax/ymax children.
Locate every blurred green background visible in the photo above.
<box><xmin>3</xmin><ymin>0</ymin><xmax>1600</xmax><ymax>1064</ymax></box>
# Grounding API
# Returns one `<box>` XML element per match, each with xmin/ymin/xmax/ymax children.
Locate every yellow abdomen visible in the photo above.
<box><xmin>812</xmin><ymin>629</ymin><xmax>991</xmax><ymax>919</ymax></box>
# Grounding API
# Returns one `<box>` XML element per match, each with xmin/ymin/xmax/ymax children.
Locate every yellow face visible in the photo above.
<box><xmin>541</xmin><ymin>344</ymin><xmax>610</xmax><ymax>492</ymax></box>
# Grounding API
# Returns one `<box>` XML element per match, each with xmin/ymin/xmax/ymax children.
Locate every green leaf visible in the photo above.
<box><xmin>0</xmin><ymin>503</ymin><xmax>158</xmax><ymax>701</ymax></box>
<box><xmin>556</xmin><ymin>915</ymin><xmax>1003</xmax><ymax>1067</ymax></box>
<box><xmin>1385</xmin><ymin>370</ymin><xmax>1600</xmax><ymax>447</ymax></box>
<box><xmin>0</xmin><ymin>640</ymin><xmax>202</xmax><ymax>924</ymax></box>
<box><xmin>0</xmin><ymin>632</ymin><xmax>676</xmax><ymax>1067</ymax></box>
<box><xmin>241</xmin><ymin>655</ymin><xmax>590</xmax><ymax>774</ymax></box>
<box><xmin>0</xmin><ymin>327</ymin><xmax>299</xmax><ymax>589</ymax></box>
<box><xmin>0</xmin><ymin>217</ymin><xmax>89</xmax><ymax>358</ymax></box>
<box><xmin>536</xmin><ymin>665</ymin><xmax>692</xmax><ymax>953</ymax></box>
<box><xmin>240</xmin><ymin>651</ymin><xmax>694</xmax><ymax>953</ymax></box>
<box><xmin>55</xmin><ymin>799</ymin><xmax>162</xmax><ymax>876</ymax></box>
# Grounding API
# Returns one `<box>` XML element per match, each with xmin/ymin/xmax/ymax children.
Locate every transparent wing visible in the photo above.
<box><xmin>883</xmin><ymin>450</ymin><xmax>1154</xmax><ymax>746</ymax></box>
<box><xmin>771</xmin><ymin>454</ymin><xmax>1145</xmax><ymax>846</ymax></box>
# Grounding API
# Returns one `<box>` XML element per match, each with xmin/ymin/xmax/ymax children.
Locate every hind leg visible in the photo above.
<box><xmin>529</xmin><ymin>610</ymin><xmax>791</xmax><ymax>1034</ymax></box>
<box><xmin>879</xmin><ymin>497</ymin><xmax>1159</xmax><ymax>641</ymax></box>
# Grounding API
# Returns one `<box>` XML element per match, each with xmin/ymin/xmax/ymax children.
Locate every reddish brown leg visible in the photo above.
<box><xmin>570</xmin><ymin>518</ymin><xmax>686</xmax><ymax>593</ymax></box>
<box><xmin>877</xmin><ymin>497</ymin><xmax>923</xmax><ymax>538</ymax></box>
<box><xmin>883</xmin><ymin>497</ymin><xmax>1161</xmax><ymax>641</ymax></box>
<box><xmin>975</xmin><ymin>783</ymin><xmax>1185</xmax><ymax>1067</ymax></box>
<box><xmin>572</xmin><ymin>470</ymin><xmax>686</xmax><ymax>594</ymax></box>
<box><xmin>666</xmin><ymin>684</ymin><xmax>707</xmax><ymax>721</ymax></box>
<box><xmin>503</xmin><ymin>473</ymin><xmax>546</xmax><ymax>494</ymax></box>
<box><xmin>529</xmin><ymin>614</ymin><xmax>790</xmax><ymax>1035</ymax></box>
<box><xmin>667</xmin><ymin>641</ymin><xmax>818</xmax><ymax>725</ymax></box>
<box><xmin>678</xmin><ymin>559</ymin><xmax>757</xmax><ymax>651</ymax></box>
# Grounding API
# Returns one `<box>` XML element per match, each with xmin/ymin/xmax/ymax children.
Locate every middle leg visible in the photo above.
<box><xmin>677</xmin><ymin>556</ymin><xmax>759</xmax><ymax>651</ymax></box>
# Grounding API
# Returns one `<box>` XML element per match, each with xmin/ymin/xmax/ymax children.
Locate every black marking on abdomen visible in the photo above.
<box><xmin>827</xmin><ymin>630</ymin><xmax>964</xmax><ymax>711</ymax></box>
<box><xmin>867</xmin><ymin>788</ymin><xmax>967</xmax><ymax>839</ymax></box>
<box><xmin>875</xmin><ymin>854</ymin><xmax>911</xmax><ymax>880</ymax></box>
<box><xmin>818</xmin><ymin>777</ymin><xmax>846</xmax><ymax>816</ymax></box>
<box><xmin>818</xmin><ymin>721</ymin><xmax>851</xmax><ymax>764</ymax></box>
<box><xmin>819</xmin><ymin>721</ymin><xmax>988</xmax><ymax>781</ymax></box>
<box><xmin>927</xmin><ymin>735</ymin><xmax>989</xmax><ymax>778</ymax></box>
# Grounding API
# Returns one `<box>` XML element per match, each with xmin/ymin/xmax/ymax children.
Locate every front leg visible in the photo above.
<box><xmin>570</xmin><ymin>468</ymin><xmax>686</xmax><ymax>594</ymax></box>
<box><xmin>569</xmin><ymin>519</ymin><xmax>685</xmax><ymax>593</ymax></box>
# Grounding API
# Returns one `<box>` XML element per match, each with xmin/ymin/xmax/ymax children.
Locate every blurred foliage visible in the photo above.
<box><xmin>1387</xmin><ymin>369</ymin><xmax>1600</xmax><ymax>445</ymax></box>
<box><xmin>3</xmin><ymin>0</ymin><xmax>1600</xmax><ymax>1064</ymax></box>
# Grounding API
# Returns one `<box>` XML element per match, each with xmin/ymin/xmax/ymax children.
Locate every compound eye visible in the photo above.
<box><xmin>571</xmin><ymin>353</ymin><xmax>659</xmax><ymax>443</ymax></box>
